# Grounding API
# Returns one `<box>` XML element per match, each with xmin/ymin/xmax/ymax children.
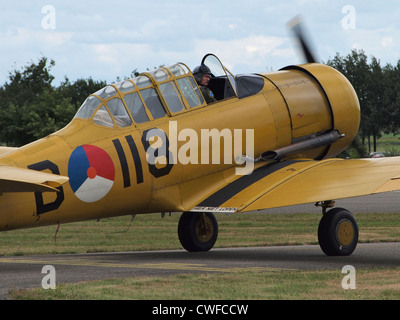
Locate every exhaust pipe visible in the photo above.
<box><xmin>261</xmin><ymin>130</ymin><xmax>344</xmax><ymax>161</ymax></box>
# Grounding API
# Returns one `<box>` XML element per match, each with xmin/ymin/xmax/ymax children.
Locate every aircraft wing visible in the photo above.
<box><xmin>188</xmin><ymin>157</ymin><xmax>400</xmax><ymax>213</ymax></box>
<box><xmin>0</xmin><ymin>165</ymin><xmax>69</xmax><ymax>193</ymax></box>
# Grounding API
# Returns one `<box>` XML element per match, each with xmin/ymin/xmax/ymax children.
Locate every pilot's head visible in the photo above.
<box><xmin>193</xmin><ymin>64</ymin><xmax>212</xmax><ymax>86</ymax></box>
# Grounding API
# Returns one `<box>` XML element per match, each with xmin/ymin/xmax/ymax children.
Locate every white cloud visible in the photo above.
<box><xmin>0</xmin><ymin>0</ymin><xmax>399</xmax><ymax>85</ymax></box>
<box><xmin>381</xmin><ymin>37</ymin><xmax>394</xmax><ymax>47</ymax></box>
<box><xmin>341</xmin><ymin>26</ymin><xmax>399</xmax><ymax>66</ymax></box>
<box><xmin>0</xmin><ymin>27</ymin><xmax>73</xmax><ymax>48</ymax></box>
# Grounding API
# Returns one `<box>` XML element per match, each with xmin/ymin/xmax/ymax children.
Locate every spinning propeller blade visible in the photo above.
<box><xmin>288</xmin><ymin>15</ymin><xmax>318</xmax><ymax>63</ymax></box>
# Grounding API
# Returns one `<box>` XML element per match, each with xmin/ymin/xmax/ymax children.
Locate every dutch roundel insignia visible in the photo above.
<box><xmin>68</xmin><ymin>145</ymin><xmax>115</xmax><ymax>202</ymax></box>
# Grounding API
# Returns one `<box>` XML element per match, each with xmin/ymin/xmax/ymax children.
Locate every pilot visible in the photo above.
<box><xmin>192</xmin><ymin>64</ymin><xmax>217</xmax><ymax>104</ymax></box>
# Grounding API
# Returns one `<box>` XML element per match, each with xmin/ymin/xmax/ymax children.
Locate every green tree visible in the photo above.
<box><xmin>381</xmin><ymin>61</ymin><xmax>400</xmax><ymax>136</ymax></box>
<box><xmin>21</xmin><ymin>89</ymin><xmax>76</xmax><ymax>141</ymax></box>
<box><xmin>327</xmin><ymin>50</ymin><xmax>370</xmax><ymax>156</ymax></box>
<box><xmin>0</xmin><ymin>57</ymin><xmax>55</xmax><ymax>106</ymax></box>
<box><xmin>0</xmin><ymin>57</ymin><xmax>75</xmax><ymax>146</ymax></box>
<box><xmin>0</xmin><ymin>56</ymin><xmax>113</xmax><ymax>146</ymax></box>
<box><xmin>326</xmin><ymin>50</ymin><xmax>399</xmax><ymax>154</ymax></box>
<box><xmin>366</xmin><ymin>56</ymin><xmax>385</xmax><ymax>152</ymax></box>
<box><xmin>57</xmin><ymin>77</ymin><xmax>107</xmax><ymax>110</ymax></box>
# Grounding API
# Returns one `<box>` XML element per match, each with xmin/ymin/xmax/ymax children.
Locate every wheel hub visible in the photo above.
<box><xmin>195</xmin><ymin>215</ymin><xmax>214</xmax><ymax>243</ymax></box>
<box><xmin>336</xmin><ymin>219</ymin><xmax>354</xmax><ymax>247</ymax></box>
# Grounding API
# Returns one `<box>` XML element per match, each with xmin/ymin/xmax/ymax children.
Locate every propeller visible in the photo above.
<box><xmin>288</xmin><ymin>15</ymin><xmax>318</xmax><ymax>64</ymax></box>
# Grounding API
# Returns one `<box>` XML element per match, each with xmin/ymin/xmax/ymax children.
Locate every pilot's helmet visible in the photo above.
<box><xmin>192</xmin><ymin>64</ymin><xmax>212</xmax><ymax>84</ymax></box>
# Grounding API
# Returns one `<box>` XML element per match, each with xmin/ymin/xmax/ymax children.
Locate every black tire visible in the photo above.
<box><xmin>178</xmin><ymin>212</ymin><xmax>218</xmax><ymax>252</ymax></box>
<box><xmin>318</xmin><ymin>207</ymin><xmax>358</xmax><ymax>256</ymax></box>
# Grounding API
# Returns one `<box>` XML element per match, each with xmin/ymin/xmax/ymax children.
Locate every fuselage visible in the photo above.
<box><xmin>0</xmin><ymin>60</ymin><xmax>359</xmax><ymax>231</ymax></box>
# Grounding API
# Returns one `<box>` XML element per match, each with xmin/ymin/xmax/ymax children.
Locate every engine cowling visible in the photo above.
<box><xmin>261</xmin><ymin>63</ymin><xmax>360</xmax><ymax>160</ymax></box>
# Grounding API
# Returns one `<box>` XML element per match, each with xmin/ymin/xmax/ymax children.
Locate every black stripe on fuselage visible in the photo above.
<box><xmin>198</xmin><ymin>161</ymin><xmax>299</xmax><ymax>207</ymax></box>
<box><xmin>113</xmin><ymin>139</ymin><xmax>131</xmax><ymax>188</ymax></box>
<box><xmin>125</xmin><ymin>135</ymin><xmax>144</xmax><ymax>184</ymax></box>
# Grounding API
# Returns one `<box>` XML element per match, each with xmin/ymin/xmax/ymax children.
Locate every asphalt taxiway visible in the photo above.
<box><xmin>1</xmin><ymin>242</ymin><xmax>399</xmax><ymax>299</ymax></box>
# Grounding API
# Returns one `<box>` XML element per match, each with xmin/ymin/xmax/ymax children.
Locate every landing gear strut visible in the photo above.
<box><xmin>317</xmin><ymin>204</ymin><xmax>359</xmax><ymax>256</ymax></box>
<box><xmin>178</xmin><ymin>212</ymin><xmax>218</xmax><ymax>252</ymax></box>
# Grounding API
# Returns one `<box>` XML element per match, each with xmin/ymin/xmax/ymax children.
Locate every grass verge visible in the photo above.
<box><xmin>10</xmin><ymin>268</ymin><xmax>400</xmax><ymax>300</ymax></box>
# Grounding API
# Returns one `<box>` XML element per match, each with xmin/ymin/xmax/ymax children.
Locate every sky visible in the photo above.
<box><xmin>0</xmin><ymin>0</ymin><xmax>399</xmax><ymax>86</ymax></box>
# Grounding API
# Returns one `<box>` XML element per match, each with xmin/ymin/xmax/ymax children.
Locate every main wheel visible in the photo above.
<box><xmin>318</xmin><ymin>207</ymin><xmax>358</xmax><ymax>256</ymax></box>
<box><xmin>178</xmin><ymin>212</ymin><xmax>218</xmax><ymax>252</ymax></box>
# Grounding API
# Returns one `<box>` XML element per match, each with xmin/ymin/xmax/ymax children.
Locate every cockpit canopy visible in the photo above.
<box><xmin>74</xmin><ymin>62</ymin><xmax>205</xmax><ymax>128</ymax></box>
<box><xmin>74</xmin><ymin>55</ymin><xmax>265</xmax><ymax>128</ymax></box>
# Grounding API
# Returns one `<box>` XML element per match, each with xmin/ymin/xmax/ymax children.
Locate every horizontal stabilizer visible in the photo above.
<box><xmin>0</xmin><ymin>165</ymin><xmax>69</xmax><ymax>193</ymax></box>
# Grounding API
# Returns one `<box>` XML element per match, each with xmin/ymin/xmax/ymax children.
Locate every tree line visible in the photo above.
<box><xmin>0</xmin><ymin>57</ymin><xmax>107</xmax><ymax>146</ymax></box>
<box><xmin>0</xmin><ymin>52</ymin><xmax>399</xmax><ymax>157</ymax></box>
<box><xmin>327</xmin><ymin>50</ymin><xmax>400</xmax><ymax>157</ymax></box>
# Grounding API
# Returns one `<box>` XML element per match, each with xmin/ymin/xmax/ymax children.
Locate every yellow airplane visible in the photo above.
<box><xmin>0</xmin><ymin>19</ymin><xmax>399</xmax><ymax>257</ymax></box>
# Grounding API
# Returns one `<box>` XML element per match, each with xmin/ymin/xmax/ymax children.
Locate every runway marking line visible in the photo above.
<box><xmin>0</xmin><ymin>257</ymin><xmax>293</xmax><ymax>273</ymax></box>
